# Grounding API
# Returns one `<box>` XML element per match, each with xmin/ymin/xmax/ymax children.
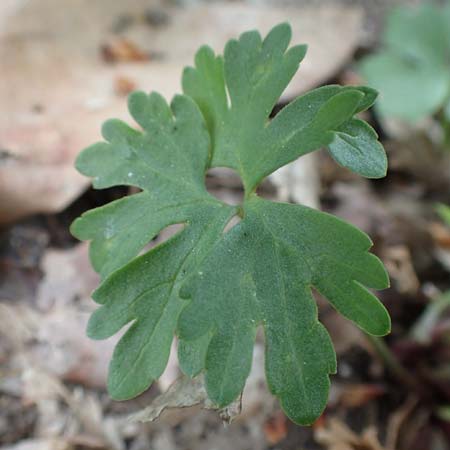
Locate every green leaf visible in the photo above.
<box><xmin>71</xmin><ymin>91</ymin><xmax>236</xmax><ymax>399</ymax></box>
<box><xmin>178</xmin><ymin>332</ymin><xmax>211</xmax><ymax>378</ymax></box>
<box><xmin>360</xmin><ymin>52</ymin><xmax>449</xmax><ymax>122</ymax></box>
<box><xmin>384</xmin><ymin>4</ymin><xmax>449</xmax><ymax>65</ymax></box>
<box><xmin>184</xmin><ymin>24</ymin><xmax>385</xmax><ymax>189</ymax></box>
<box><xmin>359</xmin><ymin>3</ymin><xmax>450</xmax><ymax>122</ymax></box>
<box><xmin>71</xmin><ymin>92</ymin><xmax>224</xmax><ymax>277</ymax></box>
<box><xmin>437</xmin><ymin>203</ymin><xmax>450</xmax><ymax>227</ymax></box>
<box><xmin>88</xmin><ymin>205</ymin><xmax>233</xmax><ymax>399</ymax></box>
<box><xmin>178</xmin><ymin>197</ymin><xmax>389</xmax><ymax>424</ymax></box>
<box><xmin>444</xmin><ymin>99</ymin><xmax>450</xmax><ymax>123</ymax></box>
<box><xmin>72</xmin><ymin>23</ymin><xmax>390</xmax><ymax>425</ymax></box>
<box><xmin>328</xmin><ymin>119</ymin><xmax>387</xmax><ymax>178</ymax></box>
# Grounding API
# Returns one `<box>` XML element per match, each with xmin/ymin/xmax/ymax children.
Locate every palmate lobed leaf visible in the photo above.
<box><xmin>359</xmin><ymin>3</ymin><xmax>450</xmax><ymax>122</ymax></box>
<box><xmin>178</xmin><ymin>196</ymin><xmax>389</xmax><ymax>424</ymax></box>
<box><xmin>72</xmin><ymin>23</ymin><xmax>390</xmax><ymax>425</ymax></box>
<box><xmin>183</xmin><ymin>24</ymin><xmax>386</xmax><ymax>186</ymax></box>
<box><xmin>87</xmin><ymin>204</ymin><xmax>234</xmax><ymax>399</ymax></box>
<box><xmin>71</xmin><ymin>92</ymin><xmax>221</xmax><ymax>278</ymax></box>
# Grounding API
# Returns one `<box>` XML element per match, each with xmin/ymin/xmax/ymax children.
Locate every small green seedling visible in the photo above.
<box><xmin>71</xmin><ymin>23</ymin><xmax>390</xmax><ymax>425</ymax></box>
<box><xmin>360</xmin><ymin>3</ymin><xmax>450</xmax><ymax>125</ymax></box>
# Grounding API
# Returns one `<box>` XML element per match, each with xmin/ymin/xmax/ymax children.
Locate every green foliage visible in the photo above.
<box><xmin>71</xmin><ymin>23</ymin><xmax>390</xmax><ymax>425</ymax></box>
<box><xmin>359</xmin><ymin>3</ymin><xmax>450</xmax><ymax>122</ymax></box>
<box><xmin>437</xmin><ymin>203</ymin><xmax>450</xmax><ymax>227</ymax></box>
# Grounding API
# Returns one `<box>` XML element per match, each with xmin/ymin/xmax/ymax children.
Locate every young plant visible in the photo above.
<box><xmin>359</xmin><ymin>3</ymin><xmax>450</xmax><ymax>127</ymax></box>
<box><xmin>71</xmin><ymin>23</ymin><xmax>390</xmax><ymax>425</ymax></box>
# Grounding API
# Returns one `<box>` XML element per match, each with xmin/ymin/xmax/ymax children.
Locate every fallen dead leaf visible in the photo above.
<box><xmin>128</xmin><ymin>375</ymin><xmax>217</xmax><ymax>423</ymax></box>
<box><xmin>101</xmin><ymin>37</ymin><xmax>150</xmax><ymax>63</ymax></box>
<box><xmin>336</xmin><ymin>383</ymin><xmax>386</xmax><ymax>409</ymax></box>
<box><xmin>130</xmin><ymin>342</ymin><xmax>269</xmax><ymax>424</ymax></box>
<box><xmin>129</xmin><ymin>373</ymin><xmax>243</xmax><ymax>425</ymax></box>
<box><xmin>315</xmin><ymin>418</ymin><xmax>386</xmax><ymax>450</ymax></box>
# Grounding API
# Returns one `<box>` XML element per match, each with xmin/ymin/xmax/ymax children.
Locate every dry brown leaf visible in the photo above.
<box><xmin>315</xmin><ymin>418</ymin><xmax>386</xmax><ymax>450</ymax></box>
<box><xmin>336</xmin><ymin>383</ymin><xmax>386</xmax><ymax>409</ymax></box>
<box><xmin>1</xmin><ymin>0</ymin><xmax>363</xmax><ymax>223</ymax></box>
<box><xmin>130</xmin><ymin>342</ymin><xmax>269</xmax><ymax>424</ymax></box>
<box><xmin>128</xmin><ymin>375</ymin><xmax>217</xmax><ymax>423</ymax></box>
<box><xmin>129</xmin><ymin>374</ymin><xmax>242</xmax><ymax>424</ymax></box>
<box><xmin>101</xmin><ymin>37</ymin><xmax>150</xmax><ymax>63</ymax></box>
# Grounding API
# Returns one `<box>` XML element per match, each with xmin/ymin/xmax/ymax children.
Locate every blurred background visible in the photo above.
<box><xmin>1</xmin><ymin>0</ymin><xmax>450</xmax><ymax>449</ymax></box>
